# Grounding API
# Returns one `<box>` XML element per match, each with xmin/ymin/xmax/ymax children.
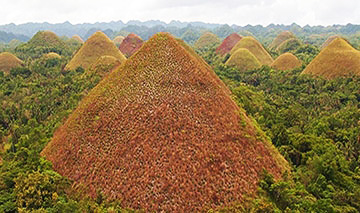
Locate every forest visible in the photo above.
<box><xmin>0</xmin><ymin>21</ymin><xmax>360</xmax><ymax>212</ymax></box>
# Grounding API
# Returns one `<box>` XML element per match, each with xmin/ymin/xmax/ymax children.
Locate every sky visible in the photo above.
<box><xmin>1</xmin><ymin>0</ymin><xmax>360</xmax><ymax>26</ymax></box>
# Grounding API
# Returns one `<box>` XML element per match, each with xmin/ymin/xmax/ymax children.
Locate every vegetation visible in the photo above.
<box><xmin>225</xmin><ymin>48</ymin><xmax>261</xmax><ymax>72</ymax></box>
<box><xmin>118</xmin><ymin>33</ymin><xmax>144</xmax><ymax>57</ymax></box>
<box><xmin>302</xmin><ymin>38</ymin><xmax>360</xmax><ymax>79</ymax></box>
<box><xmin>269</xmin><ymin>31</ymin><xmax>296</xmax><ymax>50</ymax></box>
<box><xmin>230</xmin><ymin>36</ymin><xmax>273</xmax><ymax>65</ymax></box>
<box><xmin>271</xmin><ymin>53</ymin><xmax>302</xmax><ymax>71</ymax></box>
<box><xmin>65</xmin><ymin>31</ymin><xmax>126</xmax><ymax>71</ymax></box>
<box><xmin>276</xmin><ymin>37</ymin><xmax>303</xmax><ymax>54</ymax></box>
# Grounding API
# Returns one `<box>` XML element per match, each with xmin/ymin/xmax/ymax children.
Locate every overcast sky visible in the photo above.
<box><xmin>1</xmin><ymin>0</ymin><xmax>359</xmax><ymax>26</ymax></box>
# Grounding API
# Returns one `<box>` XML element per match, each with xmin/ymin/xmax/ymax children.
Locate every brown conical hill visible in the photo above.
<box><xmin>194</xmin><ymin>32</ymin><xmax>221</xmax><ymax>50</ymax></box>
<box><xmin>302</xmin><ymin>38</ymin><xmax>360</xmax><ymax>79</ymax></box>
<box><xmin>269</xmin><ymin>31</ymin><xmax>296</xmax><ymax>50</ymax></box>
<box><xmin>216</xmin><ymin>33</ymin><xmax>243</xmax><ymax>55</ymax></box>
<box><xmin>320</xmin><ymin>35</ymin><xmax>341</xmax><ymax>49</ymax></box>
<box><xmin>271</xmin><ymin>53</ymin><xmax>302</xmax><ymax>71</ymax></box>
<box><xmin>276</xmin><ymin>38</ymin><xmax>302</xmax><ymax>54</ymax></box>
<box><xmin>71</xmin><ymin>35</ymin><xmax>84</xmax><ymax>43</ymax></box>
<box><xmin>113</xmin><ymin>36</ymin><xmax>125</xmax><ymax>47</ymax></box>
<box><xmin>65</xmin><ymin>31</ymin><xmax>126</xmax><ymax>70</ymax></box>
<box><xmin>0</xmin><ymin>52</ymin><xmax>24</xmax><ymax>73</ymax></box>
<box><xmin>118</xmin><ymin>33</ymin><xmax>143</xmax><ymax>57</ymax></box>
<box><xmin>225</xmin><ymin>48</ymin><xmax>261</xmax><ymax>72</ymax></box>
<box><xmin>42</xmin><ymin>33</ymin><xmax>288</xmax><ymax>212</ymax></box>
<box><xmin>230</xmin><ymin>36</ymin><xmax>273</xmax><ymax>65</ymax></box>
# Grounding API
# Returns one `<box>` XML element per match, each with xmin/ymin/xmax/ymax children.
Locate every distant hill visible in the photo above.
<box><xmin>118</xmin><ymin>33</ymin><xmax>143</xmax><ymax>57</ymax></box>
<box><xmin>302</xmin><ymin>38</ymin><xmax>360</xmax><ymax>79</ymax></box>
<box><xmin>225</xmin><ymin>48</ymin><xmax>261</xmax><ymax>71</ymax></box>
<box><xmin>0</xmin><ymin>52</ymin><xmax>23</xmax><ymax>74</ymax></box>
<box><xmin>271</xmin><ymin>53</ymin><xmax>302</xmax><ymax>71</ymax></box>
<box><xmin>0</xmin><ymin>30</ymin><xmax>29</xmax><ymax>43</ymax></box>
<box><xmin>194</xmin><ymin>32</ymin><xmax>221</xmax><ymax>50</ymax></box>
<box><xmin>65</xmin><ymin>31</ymin><xmax>126</xmax><ymax>70</ymax></box>
<box><xmin>216</xmin><ymin>33</ymin><xmax>242</xmax><ymax>55</ymax></box>
<box><xmin>42</xmin><ymin>32</ymin><xmax>288</xmax><ymax>212</ymax></box>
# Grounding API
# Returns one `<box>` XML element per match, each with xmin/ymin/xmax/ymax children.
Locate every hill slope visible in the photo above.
<box><xmin>271</xmin><ymin>53</ymin><xmax>302</xmax><ymax>71</ymax></box>
<box><xmin>216</xmin><ymin>33</ymin><xmax>242</xmax><ymax>55</ymax></box>
<box><xmin>0</xmin><ymin>52</ymin><xmax>23</xmax><ymax>73</ymax></box>
<box><xmin>302</xmin><ymin>38</ymin><xmax>360</xmax><ymax>79</ymax></box>
<box><xmin>194</xmin><ymin>32</ymin><xmax>221</xmax><ymax>50</ymax></box>
<box><xmin>230</xmin><ymin>36</ymin><xmax>273</xmax><ymax>65</ymax></box>
<box><xmin>225</xmin><ymin>48</ymin><xmax>261</xmax><ymax>71</ymax></box>
<box><xmin>65</xmin><ymin>31</ymin><xmax>126</xmax><ymax>70</ymax></box>
<box><xmin>118</xmin><ymin>33</ymin><xmax>143</xmax><ymax>57</ymax></box>
<box><xmin>42</xmin><ymin>33</ymin><xmax>287</xmax><ymax>212</ymax></box>
<box><xmin>269</xmin><ymin>31</ymin><xmax>296</xmax><ymax>50</ymax></box>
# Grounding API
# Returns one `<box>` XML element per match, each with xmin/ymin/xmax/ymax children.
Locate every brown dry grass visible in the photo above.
<box><xmin>225</xmin><ymin>48</ymin><xmax>261</xmax><ymax>71</ymax></box>
<box><xmin>194</xmin><ymin>32</ymin><xmax>221</xmax><ymax>50</ymax></box>
<box><xmin>118</xmin><ymin>33</ymin><xmax>143</xmax><ymax>57</ymax></box>
<box><xmin>87</xmin><ymin>55</ymin><xmax>121</xmax><ymax>78</ymax></box>
<box><xmin>42</xmin><ymin>33</ymin><xmax>288</xmax><ymax>211</ymax></box>
<box><xmin>302</xmin><ymin>38</ymin><xmax>360</xmax><ymax>79</ymax></box>
<box><xmin>65</xmin><ymin>31</ymin><xmax>126</xmax><ymax>70</ymax></box>
<box><xmin>230</xmin><ymin>36</ymin><xmax>273</xmax><ymax>65</ymax></box>
<box><xmin>271</xmin><ymin>53</ymin><xmax>301</xmax><ymax>71</ymax></box>
<box><xmin>320</xmin><ymin>35</ymin><xmax>341</xmax><ymax>49</ymax></box>
<box><xmin>216</xmin><ymin>33</ymin><xmax>243</xmax><ymax>55</ymax></box>
<box><xmin>0</xmin><ymin>52</ymin><xmax>24</xmax><ymax>73</ymax></box>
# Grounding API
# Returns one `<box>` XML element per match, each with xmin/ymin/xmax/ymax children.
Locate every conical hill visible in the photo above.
<box><xmin>194</xmin><ymin>32</ymin><xmax>221</xmax><ymax>50</ymax></box>
<box><xmin>42</xmin><ymin>33</ymin><xmax>288</xmax><ymax>212</ymax></box>
<box><xmin>269</xmin><ymin>31</ymin><xmax>296</xmax><ymax>50</ymax></box>
<box><xmin>71</xmin><ymin>35</ymin><xmax>84</xmax><ymax>43</ymax></box>
<box><xmin>118</xmin><ymin>33</ymin><xmax>143</xmax><ymax>57</ymax></box>
<box><xmin>230</xmin><ymin>36</ymin><xmax>273</xmax><ymax>65</ymax></box>
<box><xmin>216</xmin><ymin>33</ymin><xmax>242</xmax><ymax>55</ymax></box>
<box><xmin>302</xmin><ymin>38</ymin><xmax>360</xmax><ymax>79</ymax></box>
<box><xmin>113</xmin><ymin>36</ymin><xmax>125</xmax><ymax>47</ymax></box>
<box><xmin>87</xmin><ymin>55</ymin><xmax>121</xmax><ymax>78</ymax></box>
<box><xmin>0</xmin><ymin>52</ymin><xmax>23</xmax><ymax>74</ymax></box>
<box><xmin>65</xmin><ymin>31</ymin><xmax>126</xmax><ymax>70</ymax></box>
<box><xmin>225</xmin><ymin>48</ymin><xmax>261</xmax><ymax>71</ymax></box>
<box><xmin>320</xmin><ymin>35</ymin><xmax>341</xmax><ymax>49</ymax></box>
<box><xmin>271</xmin><ymin>53</ymin><xmax>302</xmax><ymax>71</ymax></box>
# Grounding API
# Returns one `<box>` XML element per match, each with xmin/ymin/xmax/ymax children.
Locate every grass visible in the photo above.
<box><xmin>42</xmin><ymin>32</ymin><xmax>288</xmax><ymax>212</ymax></box>
<box><xmin>118</xmin><ymin>33</ymin><xmax>143</xmax><ymax>57</ymax></box>
<box><xmin>230</xmin><ymin>36</ymin><xmax>273</xmax><ymax>65</ymax></box>
<box><xmin>215</xmin><ymin>33</ymin><xmax>242</xmax><ymax>55</ymax></box>
<box><xmin>271</xmin><ymin>53</ymin><xmax>302</xmax><ymax>71</ymax></box>
<box><xmin>0</xmin><ymin>52</ymin><xmax>23</xmax><ymax>73</ymax></box>
<box><xmin>276</xmin><ymin>38</ymin><xmax>302</xmax><ymax>54</ymax></box>
<box><xmin>65</xmin><ymin>31</ymin><xmax>126</xmax><ymax>71</ymax></box>
<box><xmin>113</xmin><ymin>36</ymin><xmax>125</xmax><ymax>47</ymax></box>
<box><xmin>302</xmin><ymin>38</ymin><xmax>360</xmax><ymax>79</ymax></box>
<box><xmin>225</xmin><ymin>48</ymin><xmax>261</xmax><ymax>72</ymax></box>
<box><xmin>269</xmin><ymin>31</ymin><xmax>296</xmax><ymax>50</ymax></box>
<box><xmin>43</xmin><ymin>52</ymin><xmax>61</xmax><ymax>59</ymax></box>
<box><xmin>87</xmin><ymin>55</ymin><xmax>121</xmax><ymax>78</ymax></box>
<box><xmin>193</xmin><ymin>32</ymin><xmax>221</xmax><ymax>50</ymax></box>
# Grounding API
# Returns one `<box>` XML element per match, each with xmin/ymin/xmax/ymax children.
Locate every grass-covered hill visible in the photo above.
<box><xmin>302</xmin><ymin>38</ymin><xmax>360</xmax><ymax>79</ymax></box>
<box><xmin>269</xmin><ymin>31</ymin><xmax>296</xmax><ymax>50</ymax></box>
<box><xmin>230</xmin><ymin>36</ymin><xmax>273</xmax><ymax>65</ymax></box>
<box><xmin>194</xmin><ymin>32</ymin><xmax>221</xmax><ymax>50</ymax></box>
<box><xmin>215</xmin><ymin>33</ymin><xmax>242</xmax><ymax>55</ymax></box>
<box><xmin>42</xmin><ymin>32</ymin><xmax>288</xmax><ymax>212</ymax></box>
<box><xmin>0</xmin><ymin>52</ymin><xmax>23</xmax><ymax>74</ymax></box>
<box><xmin>271</xmin><ymin>52</ymin><xmax>302</xmax><ymax>71</ymax></box>
<box><xmin>65</xmin><ymin>31</ymin><xmax>126</xmax><ymax>71</ymax></box>
<box><xmin>225</xmin><ymin>48</ymin><xmax>261</xmax><ymax>72</ymax></box>
<box><xmin>118</xmin><ymin>33</ymin><xmax>143</xmax><ymax>57</ymax></box>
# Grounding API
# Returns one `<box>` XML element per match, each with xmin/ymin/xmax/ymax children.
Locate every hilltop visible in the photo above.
<box><xmin>216</xmin><ymin>33</ymin><xmax>242</xmax><ymax>55</ymax></box>
<box><xmin>118</xmin><ymin>33</ymin><xmax>143</xmax><ymax>57</ymax></box>
<box><xmin>269</xmin><ymin>31</ymin><xmax>296</xmax><ymax>50</ymax></box>
<box><xmin>0</xmin><ymin>52</ymin><xmax>23</xmax><ymax>73</ymax></box>
<box><xmin>194</xmin><ymin>32</ymin><xmax>221</xmax><ymax>50</ymax></box>
<box><xmin>230</xmin><ymin>36</ymin><xmax>273</xmax><ymax>65</ymax></box>
<box><xmin>42</xmin><ymin>32</ymin><xmax>288</xmax><ymax>212</ymax></box>
<box><xmin>225</xmin><ymin>48</ymin><xmax>261</xmax><ymax>72</ymax></box>
<box><xmin>302</xmin><ymin>38</ymin><xmax>360</xmax><ymax>79</ymax></box>
<box><xmin>275</xmin><ymin>38</ymin><xmax>302</xmax><ymax>54</ymax></box>
<box><xmin>320</xmin><ymin>35</ymin><xmax>341</xmax><ymax>49</ymax></box>
<box><xmin>15</xmin><ymin>31</ymin><xmax>69</xmax><ymax>58</ymax></box>
<box><xmin>65</xmin><ymin>31</ymin><xmax>126</xmax><ymax>70</ymax></box>
<box><xmin>271</xmin><ymin>53</ymin><xmax>301</xmax><ymax>71</ymax></box>
<box><xmin>113</xmin><ymin>36</ymin><xmax>125</xmax><ymax>47</ymax></box>
<box><xmin>71</xmin><ymin>35</ymin><xmax>84</xmax><ymax>43</ymax></box>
